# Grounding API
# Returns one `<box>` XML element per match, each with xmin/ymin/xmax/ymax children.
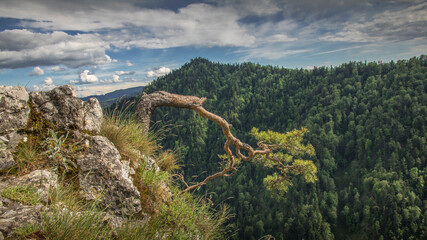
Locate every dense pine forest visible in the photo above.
<box><xmin>138</xmin><ymin>56</ymin><xmax>426</xmax><ymax>239</ymax></box>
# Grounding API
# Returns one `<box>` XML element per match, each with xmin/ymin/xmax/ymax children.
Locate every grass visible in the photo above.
<box><xmin>9</xmin><ymin>136</ymin><xmax>45</xmax><ymax>175</ymax></box>
<box><xmin>100</xmin><ymin>110</ymin><xmax>158</xmax><ymax>160</ymax></box>
<box><xmin>100</xmin><ymin>110</ymin><xmax>231</xmax><ymax>239</ymax></box>
<box><xmin>148</xmin><ymin>186</ymin><xmax>232</xmax><ymax>240</ymax></box>
<box><xmin>0</xmin><ymin>184</ymin><xmax>41</xmax><ymax>205</ymax></box>
<box><xmin>6</xmin><ymin>106</ymin><xmax>230</xmax><ymax>239</ymax></box>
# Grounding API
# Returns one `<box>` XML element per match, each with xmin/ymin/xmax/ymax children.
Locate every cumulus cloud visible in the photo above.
<box><xmin>29</xmin><ymin>66</ymin><xmax>44</xmax><ymax>76</ymax></box>
<box><xmin>30</xmin><ymin>77</ymin><xmax>56</xmax><ymax>91</ymax></box>
<box><xmin>79</xmin><ymin>70</ymin><xmax>98</xmax><ymax>84</ymax></box>
<box><xmin>44</xmin><ymin>77</ymin><xmax>53</xmax><ymax>85</ymax></box>
<box><xmin>100</xmin><ymin>74</ymin><xmax>123</xmax><ymax>83</ymax></box>
<box><xmin>146</xmin><ymin>67</ymin><xmax>171</xmax><ymax>78</ymax></box>
<box><xmin>0</xmin><ymin>29</ymin><xmax>111</xmax><ymax>69</ymax></box>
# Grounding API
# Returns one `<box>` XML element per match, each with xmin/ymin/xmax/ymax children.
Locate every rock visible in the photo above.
<box><xmin>0</xmin><ymin>132</ymin><xmax>26</xmax><ymax>171</ymax></box>
<box><xmin>0</xmin><ymin>86</ymin><xmax>30</xmax><ymax>135</ymax></box>
<box><xmin>29</xmin><ymin>85</ymin><xmax>102</xmax><ymax>132</ymax></box>
<box><xmin>77</xmin><ymin>135</ymin><xmax>141</xmax><ymax>216</ymax></box>
<box><xmin>0</xmin><ymin>170</ymin><xmax>58</xmax><ymax>204</ymax></box>
<box><xmin>0</xmin><ymin>204</ymin><xmax>46</xmax><ymax>238</ymax></box>
<box><xmin>0</xmin><ymin>86</ymin><xmax>30</xmax><ymax>171</ymax></box>
<box><xmin>142</xmin><ymin>154</ymin><xmax>160</xmax><ymax>172</ymax></box>
<box><xmin>0</xmin><ymin>151</ymin><xmax>15</xmax><ymax>172</ymax></box>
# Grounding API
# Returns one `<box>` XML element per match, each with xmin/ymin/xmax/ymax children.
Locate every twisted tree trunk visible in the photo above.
<box><xmin>136</xmin><ymin>91</ymin><xmax>272</xmax><ymax>192</ymax></box>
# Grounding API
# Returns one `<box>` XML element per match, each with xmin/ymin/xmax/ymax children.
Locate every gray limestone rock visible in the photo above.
<box><xmin>77</xmin><ymin>135</ymin><xmax>141</xmax><ymax>216</ymax></box>
<box><xmin>0</xmin><ymin>86</ymin><xmax>30</xmax><ymax>171</ymax></box>
<box><xmin>0</xmin><ymin>203</ymin><xmax>46</xmax><ymax>238</ymax></box>
<box><xmin>0</xmin><ymin>170</ymin><xmax>58</xmax><ymax>204</ymax></box>
<box><xmin>0</xmin><ymin>151</ymin><xmax>14</xmax><ymax>172</ymax></box>
<box><xmin>0</xmin><ymin>86</ymin><xmax>30</xmax><ymax>135</ymax></box>
<box><xmin>0</xmin><ymin>132</ymin><xmax>26</xmax><ymax>171</ymax></box>
<box><xmin>29</xmin><ymin>85</ymin><xmax>102</xmax><ymax>132</ymax></box>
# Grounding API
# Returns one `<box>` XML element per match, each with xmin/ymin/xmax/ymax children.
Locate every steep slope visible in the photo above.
<box><xmin>141</xmin><ymin>56</ymin><xmax>426</xmax><ymax>239</ymax></box>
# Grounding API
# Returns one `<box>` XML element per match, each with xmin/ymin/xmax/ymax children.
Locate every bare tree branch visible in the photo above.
<box><xmin>136</xmin><ymin>91</ymin><xmax>284</xmax><ymax>193</ymax></box>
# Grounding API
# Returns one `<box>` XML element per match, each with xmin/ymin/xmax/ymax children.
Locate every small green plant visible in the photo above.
<box><xmin>12</xmin><ymin>223</ymin><xmax>44</xmax><ymax>240</ymax></box>
<box><xmin>9</xmin><ymin>136</ymin><xmax>45</xmax><ymax>175</ymax></box>
<box><xmin>0</xmin><ymin>184</ymin><xmax>41</xmax><ymax>205</ymax></box>
<box><xmin>42</xmin><ymin>129</ymin><xmax>79</xmax><ymax>172</ymax></box>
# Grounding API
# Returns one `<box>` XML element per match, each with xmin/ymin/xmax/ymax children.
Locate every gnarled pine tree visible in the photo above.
<box><xmin>136</xmin><ymin>91</ymin><xmax>317</xmax><ymax>194</ymax></box>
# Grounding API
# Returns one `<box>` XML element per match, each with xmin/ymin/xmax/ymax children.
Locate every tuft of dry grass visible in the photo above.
<box><xmin>100</xmin><ymin>111</ymin><xmax>158</xmax><ymax>161</ymax></box>
<box><xmin>156</xmin><ymin>149</ymin><xmax>181</xmax><ymax>173</ymax></box>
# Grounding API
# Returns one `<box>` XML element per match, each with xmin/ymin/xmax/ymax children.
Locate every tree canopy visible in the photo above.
<box><xmin>122</xmin><ymin>56</ymin><xmax>426</xmax><ymax>239</ymax></box>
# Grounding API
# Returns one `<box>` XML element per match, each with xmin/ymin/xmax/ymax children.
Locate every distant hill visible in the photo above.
<box><xmin>81</xmin><ymin>86</ymin><xmax>144</xmax><ymax>108</ymax></box>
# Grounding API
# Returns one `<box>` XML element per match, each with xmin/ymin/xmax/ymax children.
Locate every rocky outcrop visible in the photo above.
<box><xmin>0</xmin><ymin>86</ymin><xmax>30</xmax><ymax>135</ymax></box>
<box><xmin>0</xmin><ymin>86</ymin><xmax>30</xmax><ymax>172</ymax></box>
<box><xmin>29</xmin><ymin>85</ymin><xmax>102</xmax><ymax>132</ymax></box>
<box><xmin>0</xmin><ymin>170</ymin><xmax>57</xmax><ymax>204</ymax></box>
<box><xmin>77</xmin><ymin>135</ymin><xmax>142</xmax><ymax>216</ymax></box>
<box><xmin>0</xmin><ymin>85</ymin><xmax>155</xmax><ymax>237</ymax></box>
<box><xmin>0</xmin><ymin>203</ymin><xmax>46</xmax><ymax>239</ymax></box>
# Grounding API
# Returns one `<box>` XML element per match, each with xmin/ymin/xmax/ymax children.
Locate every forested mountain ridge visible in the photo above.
<box><xmin>141</xmin><ymin>56</ymin><xmax>426</xmax><ymax>239</ymax></box>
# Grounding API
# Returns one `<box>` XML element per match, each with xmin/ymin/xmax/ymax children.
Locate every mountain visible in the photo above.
<box><xmin>139</xmin><ymin>56</ymin><xmax>426</xmax><ymax>240</ymax></box>
<box><xmin>81</xmin><ymin>86</ymin><xmax>144</xmax><ymax>108</ymax></box>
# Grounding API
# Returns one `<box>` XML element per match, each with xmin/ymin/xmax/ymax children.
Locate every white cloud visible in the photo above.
<box><xmin>30</xmin><ymin>77</ymin><xmax>55</xmax><ymax>91</ymax></box>
<box><xmin>0</xmin><ymin>1</ymin><xmax>255</xmax><ymax>50</ymax></box>
<box><xmin>115</xmin><ymin>70</ymin><xmax>135</xmax><ymax>76</ymax></box>
<box><xmin>108</xmin><ymin>4</ymin><xmax>255</xmax><ymax>49</ymax></box>
<box><xmin>29</xmin><ymin>66</ymin><xmax>44</xmax><ymax>76</ymax></box>
<box><xmin>112</xmin><ymin>74</ymin><xmax>122</xmax><ymax>82</ymax></box>
<box><xmin>0</xmin><ymin>0</ymin><xmax>425</xmax><ymax>71</ymax></box>
<box><xmin>51</xmin><ymin>66</ymin><xmax>65</xmax><ymax>72</ymax></box>
<box><xmin>0</xmin><ymin>29</ymin><xmax>111</xmax><ymax>69</ymax></box>
<box><xmin>146</xmin><ymin>67</ymin><xmax>171</xmax><ymax>78</ymax></box>
<box><xmin>267</xmin><ymin>34</ymin><xmax>298</xmax><ymax>43</ymax></box>
<box><xmin>100</xmin><ymin>74</ymin><xmax>123</xmax><ymax>83</ymax></box>
<box><xmin>44</xmin><ymin>77</ymin><xmax>53</xmax><ymax>85</ymax></box>
<box><xmin>79</xmin><ymin>70</ymin><xmax>98</xmax><ymax>84</ymax></box>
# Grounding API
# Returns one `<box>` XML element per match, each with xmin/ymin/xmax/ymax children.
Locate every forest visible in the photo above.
<box><xmin>123</xmin><ymin>56</ymin><xmax>426</xmax><ymax>239</ymax></box>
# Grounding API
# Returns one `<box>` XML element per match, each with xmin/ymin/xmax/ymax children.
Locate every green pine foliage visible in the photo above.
<box><xmin>139</xmin><ymin>56</ymin><xmax>427</xmax><ymax>239</ymax></box>
<box><xmin>250</xmin><ymin>127</ymin><xmax>317</xmax><ymax>195</ymax></box>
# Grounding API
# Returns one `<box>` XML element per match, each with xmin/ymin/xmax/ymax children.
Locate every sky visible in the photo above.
<box><xmin>0</xmin><ymin>0</ymin><xmax>426</xmax><ymax>97</ymax></box>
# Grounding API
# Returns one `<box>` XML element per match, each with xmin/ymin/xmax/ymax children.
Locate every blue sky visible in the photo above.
<box><xmin>0</xmin><ymin>0</ymin><xmax>426</xmax><ymax>97</ymax></box>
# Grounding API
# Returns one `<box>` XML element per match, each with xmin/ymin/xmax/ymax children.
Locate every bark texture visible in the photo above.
<box><xmin>136</xmin><ymin>91</ymin><xmax>271</xmax><ymax>193</ymax></box>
